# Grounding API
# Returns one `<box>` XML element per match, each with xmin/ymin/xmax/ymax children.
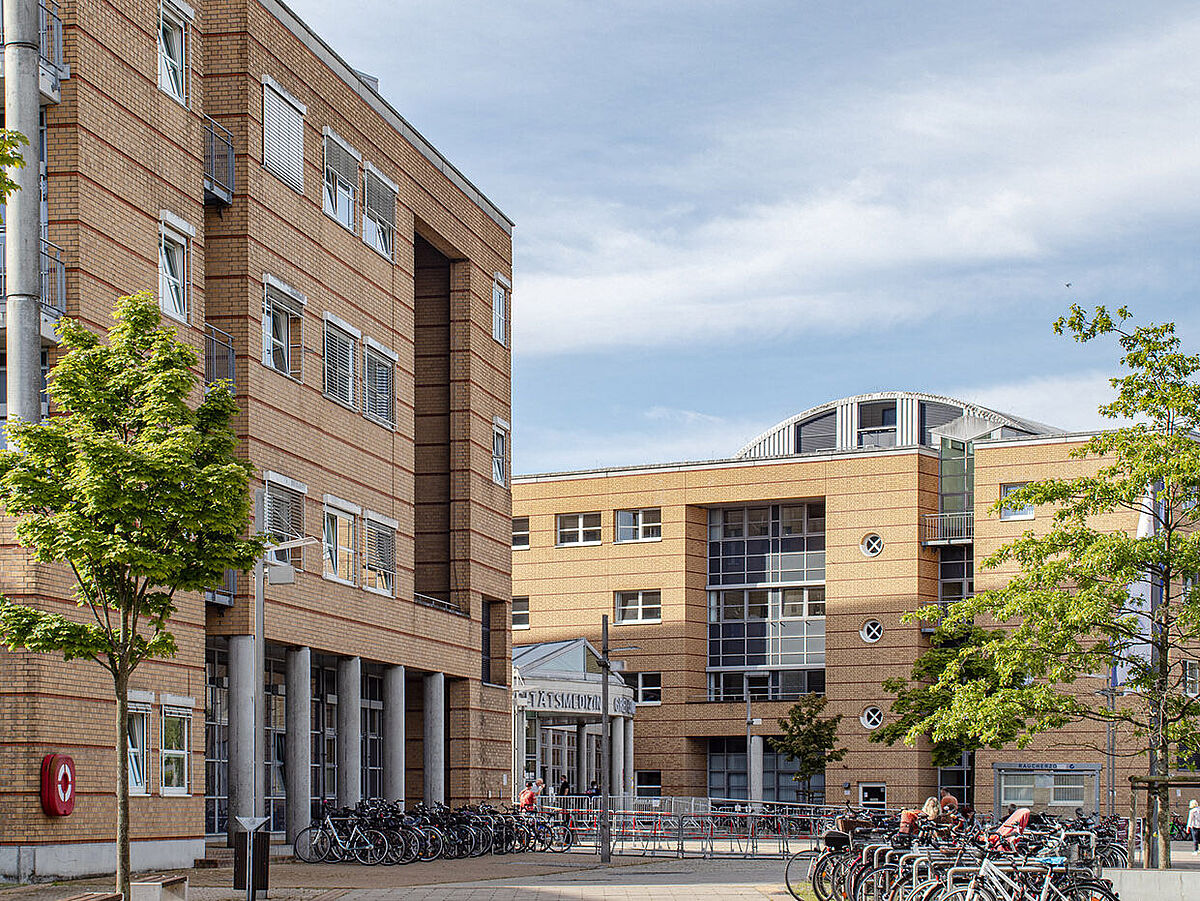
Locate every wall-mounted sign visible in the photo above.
<box><xmin>517</xmin><ymin>688</ymin><xmax>635</xmax><ymax>717</ymax></box>
<box><xmin>40</xmin><ymin>754</ymin><xmax>75</xmax><ymax>816</ymax></box>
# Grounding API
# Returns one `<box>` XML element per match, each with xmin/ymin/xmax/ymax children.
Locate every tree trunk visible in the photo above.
<box><xmin>115</xmin><ymin>666</ymin><xmax>131</xmax><ymax>898</ymax></box>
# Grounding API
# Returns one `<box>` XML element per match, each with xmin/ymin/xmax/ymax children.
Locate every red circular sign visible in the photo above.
<box><xmin>40</xmin><ymin>754</ymin><xmax>75</xmax><ymax>816</ymax></box>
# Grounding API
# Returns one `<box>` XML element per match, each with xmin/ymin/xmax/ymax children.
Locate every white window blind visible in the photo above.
<box><xmin>364</xmin><ymin>347</ymin><xmax>394</xmax><ymax>427</ymax></box>
<box><xmin>363</xmin><ymin>168</ymin><xmax>396</xmax><ymax>258</ymax></box>
<box><xmin>265</xmin><ymin>481</ymin><xmax>304</xmax><ymax>566</ymax></box>
<box><xmin>365</xmin><ymin>519</ymin><xmax>396</xmax><ymax>596</ymax></box>
<box><xmin>263</xmin><ymin>82</ymin><xmax>304</xmax><ymax>193</ymax></box>
<box><xmin>323</xmin><ymin>322</ymin><xmax>356</xmax><ymax>406</ymax></box>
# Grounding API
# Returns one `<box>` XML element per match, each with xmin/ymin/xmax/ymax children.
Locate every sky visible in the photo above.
<box><xmin>288</xmin><ymin>0</ymin><xmax>1200</xmax><ymax>474</ymax></box>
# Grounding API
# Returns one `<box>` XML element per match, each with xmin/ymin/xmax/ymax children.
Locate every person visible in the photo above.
<box><xmin>558</xmin><ymin>776</ymin><xmax>570</xmax><ymax>797</ymax></box>
<box><xmin>584</xmin><ymin>780</ymin><xmax>599</xmax><ymax>797</ymax></box>
<box><xmin>534</xmin><ymin>777</ymin><xmax>546</xmax><ymax>803</ymax></box>
<box><xmin>940</xmin><ymin>790</ymin><xmax>959</xmax><ymax>816</ymax></box>
<box><xmin>518</xmin><ymin>780</ymin><xmax>538</xmax><ymax>810</ymax></box>
<box><xmin>1188</xmin><ymin>798</ymin><xmax>1200</xmax><ymax>854</ymax></box>
<box><xmin>921</xmin><ymin>796</ymin><xmax>941</xmax><ymax>820</ymax></box>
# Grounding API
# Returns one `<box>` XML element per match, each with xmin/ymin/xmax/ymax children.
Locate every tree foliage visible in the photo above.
<box><xmin>870</xmin><ymin>624</ymin><xmax>1028</xmax><ymax>767</ymax></box>
<box><xmin>910</xmin><ymin>305</ymin><xmax>1200</xmax><ymax>866</ymax></box>
<box><xmin>0</xmin><ymin>292</ymin><xmax>263</xmax><ymax>893</ymax></box>
<box><xmin>769</xmin><ymin>694</ymin><xmax>847</xmax><ymax>802</ymax></box>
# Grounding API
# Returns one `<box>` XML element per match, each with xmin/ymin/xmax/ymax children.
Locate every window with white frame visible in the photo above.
<box><xmin>1051</xmin><ymin>773</ymin><xmax>1086</xmax><ymax>806</ymax></box>
<box><xmin>512</xmin><ymin>517</ymin><xmax>529</xmax><ymax>549</ymax></box>
<box><xmin>263</xmin><ymin>280</ymin><xmax>304</xmax><ymax>380</ymax></box>
<box><xmin>363</xmin><ymin>342</ymin><xmax>396</xmax><ymax>428</ymax></box>
<box><xmin>323</xmin><ymin>500</ymin><xmax>357</xmax><ymax>584</ymax></box>
<box><xmin>128</xmin><ymin>707</ymin><xmax>149</xmax><ymax>794</ymax></box>
<box><xmin>512</xmin><ymin>596</ymin><xmax>529</xmax><ymax>630</ymax></box>
<box><xmin>635</xmin><ymin>770</ymin><xmax>662</xmax><ymax>798</ymax></box>
<box><xmin>492</xmin><ymin>422</ymin><xmax>508</xmax><ymax>487</ymax></box>
<box><xmin>161</xmin><ymin>708</ymin><xmax>190</xmax><ymax>795</ymax></box>
<box><xmin>616</xmin><ymin>508</ymin><xmax>661</xmax><ymax>542</ymax></box>
<box><xmin>492</xmin><ymin>277</ymin><xmax>508</xmax><ymax>345</ymax></box>
<box><xmin>1185</xmin><ymin>659</ymin><xmax>1200</xmax><ymax>696</ymax></box>
<box><xmin>262</xmin><ymin>79</ymin><xmax>305</xmax><ymax>193</ymax></box>
<box><xmin>264</xmin><ymin>475</ymin><xmax>305</xmax><ymax>567</ymax></box>
<box><xmin>630</xmin><ymin>672</ymin><xmax>662</xmax><ymax>704</ymax></box>
<box><xmin>323</xmin><ymin>320</ymin><xmax>357</xmax><ymax>407</ymax></box>
<box><xmin>363</xmin><ymin>165</ymin><xmax>397</xmax><ymax>258</ymax></box>
<box><xmin>158</xmin><ymin>229</ymin><xmax>187</xmax><ymax>322</ymax></box>
<box><xmin>1000</xmin><ymin>483</ymin><xmax>1034</xmax><ymax>521</ymax></box>
<box><xmin>158</xmin><ymin>2</ymin><xmax>189</xmax><ymax>104</ymax></box>
<box><xmin>999</xmin><ymin>772</ymin><xmax>1035</xmax><ymax>806</ymax></box>
<box><xmin>364</xmin><ymin>514</ymin><xmax>396</xmax><ymax>596</ymax></box>
<box><xmin>557</xmin><ymin>512</ymin><xmax>601</xmax><ymax>545</ymax></box>
<box><xmin>615</xmin><ymin>589</ymin><xmax>662</xmax><ymax>623</ymax></box>
<box><xmin>323</xmin><ymin>131</ymin><xmax>359</xmax><ymax>230</ymax></box>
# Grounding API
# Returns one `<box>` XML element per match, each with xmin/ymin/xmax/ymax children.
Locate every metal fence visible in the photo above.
<box><xmin>0</xmin><ymin>232</ymin><xmax>67</xmax><ymax>317</ymax></box>
<box><xmin>920</xmin><ymin>511</ymin><xmax>974</xmax><ymax>542</ymax></box>
<box><xmin>205</xmin><ymin>324</ymin><xmax>236</xmax><ymax>388</ymax></box>
<box><xmin>204</xmin><ymin>116</ymin><xmax>235</xmax><ymax>205</ymax></box>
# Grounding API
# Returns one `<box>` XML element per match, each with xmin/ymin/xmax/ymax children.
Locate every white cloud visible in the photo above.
<box><xmin>946</xmin><ymin>371</ymin><xmax>1118</xmax><ymax>433</ymax></box>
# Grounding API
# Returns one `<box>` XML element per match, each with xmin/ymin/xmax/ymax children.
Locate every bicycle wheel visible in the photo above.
<box><xmin>855</xmin><ymin>864</ymin><xmax>898</xmax><ymax>901</ymax></box>
<box><xmin>1066</xmin><ymin>881</ymin><xmax>1120</xmax><ymax>901</ymax></box>
<box><xmin>784</xmin><ymin>849</ymin><xmax>816</xmax><ymax>900</ymax></box>
<box><xmin>292</xmin><ymin>825</ymin><xmax>324</xmax><ymax>863</ymax></box>
<box><xmin>809</xmin><ymin>852</ymin><xmax>838</xmax><ymax>901</ymax></box>
<box><xmin>940</xmin><ymin>887</ymin><xmax>999</xmax><ymax>901</ymax></box>
<box><xmin>419</xmin><ymin>826</ymin><xmax>445</xmax><ymax>861</ymax></box>
<box><xmin>549</xmin><ymin>824</ymin><xmax>574</xmax><ymax>852</ymax></box>
<box><xmin>355</xmin><ymin>828</ymin><xmax>389</xmax><ymax>866</ymax></box>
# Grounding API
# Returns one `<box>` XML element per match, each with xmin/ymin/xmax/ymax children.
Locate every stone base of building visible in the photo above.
<box><xmin>0</xmin><ymin>838</ymin><xmax>205</xmax><ymax>882</ymax></box>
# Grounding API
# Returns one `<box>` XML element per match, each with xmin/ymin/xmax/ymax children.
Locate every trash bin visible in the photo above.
<box><xmin>233</xmin><ymin>830</ymin><xmax>269</xmax><ymax>896</ymax></box>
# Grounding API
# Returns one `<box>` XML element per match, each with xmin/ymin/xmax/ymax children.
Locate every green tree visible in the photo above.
<box><xmin>0</xmin><ymin>292</ymin><xmax>263</xmax><ymax>895</ymax></box>
<box><xmin>769</xmin><ymin>694</ymin><xmax>848</xmax><ymax>803</ymax></box>
<box><xmin>913</xmin><ymin>306</ymin><xmax>1200</xmax><ymax>868</ymax></box>
<box><xmin>870</xmin><ymin>623</ymin><xmax>1028</xmax><ymax>767</ymax></box>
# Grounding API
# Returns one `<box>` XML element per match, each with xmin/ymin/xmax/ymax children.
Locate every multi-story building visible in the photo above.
<box><xmin>0</xmin><ymin>0</ymin><xmax>513</xmax><ymax>879</ymax></box>
<box><xmin>512</xmin><ymin>391</ymin><xmax>1151</xmax><ymax>816</ymax></box>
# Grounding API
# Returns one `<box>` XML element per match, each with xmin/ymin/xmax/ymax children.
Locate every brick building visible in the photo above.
<box><xmin>512</xmin><ymin>391</ymin><xmax>1150</xmax><ymax>816</ymax></box>
<box><xmin>0</xmin><ymin>0</ymin><xmax>513</xmax><ymax>879</ymax></box>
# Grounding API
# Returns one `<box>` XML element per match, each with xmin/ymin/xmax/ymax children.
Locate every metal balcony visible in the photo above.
<box><xmin>203</xmin><ymin>116</ymin><xmax>235</xmax><ymax>205</ymax></box>
<box><xmin>0</xmin><ymin>232</ymin><xmax>67</xmax><ymax>320</ymax></box>
<box><xmin>204</xmin><ymin>324</ymin><xmax>235</xmax><ymax>389</ymax></box>
<box><xmin>0</xmin><ymin>2</ymin><xmax>69</xmax><ymax>104</ymax></box>
<box><xmin>205</xmin><ymin>568</ymin><xmax>237</xmax><ymax>607</ymax></box>
<box><xmin>920</xmin><ymin>511</ymin><xmax>974</xmax><ymax>546</ymax></box>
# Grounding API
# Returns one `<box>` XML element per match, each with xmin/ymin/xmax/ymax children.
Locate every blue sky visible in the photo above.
<box><xmin>289</xmin><ymin>0</ymin><xmax>1200</xmax><ymax>473</ymax></box>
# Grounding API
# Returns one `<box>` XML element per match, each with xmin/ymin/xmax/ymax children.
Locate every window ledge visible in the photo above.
<box><xmin>636</xmin><ymin>700</ymin><xmax>662</xmax><ymax>707</ymax></box>
<box><xmin>1000</xmin><ymin>513</ymin><xmax>1035</xmax><ymax>522</ymax></box>
<box><xmin>322</xmin><ymin>391</ymin><xmax>358</xmax><ymax>413</ymax></box>
<box><xmin>615</xmin><ymin>537</ymin><xmax>663</xmax><ymax>545</ymax></box>
<box><xmin>513</xmin><ymin>624</ymin><xmax>531</xmax><ymax>631</ymax></box>
<box><xmin>365</xmin><ymin>413</ymin><xmax>396</xmax><ymax>431</ymax></box>
<box><xmin>512</xmin><ymin>545</ymin><xmax>530</xmax><ymax>552</ymax></box>
<box><xmin>614</xmin><ymin>618</ymin><xmax>661</xmax><ymax>626</ymax></box>
<box><xmin>160</xmin><ymin>788</ymin><xmax>190</xmax><ymax>797</ymax></box>
<box><xmin>263</xmin><ymin>362</ymin><xmax>303</xmax><ymax>384</ymax></box>
<box><xmin>129</xmin><ymin>789</ymin><xmax>150</xmax><ymax>797</ymax></box>
<box><xmin>324</xmin><ymin>209</ymin><xmax>356</xmax><ymax>233</ymax></box>
<box><xmin>556</xmin><ymin>541</ymin><xmax>602</xmax><ymax>549</ymax></box>
<box><xmin>363</xmin><ymin>584</ymin><xmax>395</xmax><ymax>599</ymax></box>
<box><xmin>322</xmin><ymin>572</ymin><xmax>356</xmax><ymax>588</ymax></box>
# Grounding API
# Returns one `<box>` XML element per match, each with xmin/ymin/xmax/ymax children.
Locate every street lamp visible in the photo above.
<box><xmin>598</xmin><ymin>614</ymin><xmax>638</xmax><ymax>863</ymax></box>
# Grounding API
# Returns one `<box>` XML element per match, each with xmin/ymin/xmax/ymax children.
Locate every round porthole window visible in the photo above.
<box><xmin>861</xmin><ymin>533</ymin><xmax>884</xmax><ymax>557</ymax></box>
<box><xmin>860</xmin><ymin>620</ymin><xmax>884</xmax><ymax>643</ymax></box>
<box><xmin>860</xmin><ymin>706</ymin><xmax>884</xmax><ymax>730</ymax></box>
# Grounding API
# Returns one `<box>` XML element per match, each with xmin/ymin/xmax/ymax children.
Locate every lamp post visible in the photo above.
<box><xmin>598</xmin><ymin>615</ymin><xmax>638</xmax><ymax>864</ymax></box>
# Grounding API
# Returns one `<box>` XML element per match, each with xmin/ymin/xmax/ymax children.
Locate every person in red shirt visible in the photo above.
<box><xmin>518</xmin><ymin>781</ymin><xmax>537</xmax><ymax>810</ymax></box>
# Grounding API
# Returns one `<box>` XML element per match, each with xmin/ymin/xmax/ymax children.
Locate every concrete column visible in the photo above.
<box><xmin>610</xmin><ymin>715</ymin><xmax>625</xmax><ymax>799</ymax></box>
<box><xmin>383</xmin><ymin>664</ymin><xmax>406</xmax><ymax>803</ymax></box>
<box><xmin>227</xmin><ymin>634</ymin><xmax>257</xmax><ymax>843</ymax></box>
<box><xmin>575</xmin><ymin>722</ymin><xmax>587</xmax><ymax>795</ymax></box>
<box><xmin>423</xmin><ymin>672</ymin><xmax>445</xmax><ymax>804</ymax></box>
<box><xmin>284</xmin><ymin>647</ymin><xmax>311</xmax><ymax>841</ymax></box>
<box><xmin>4</xmin><ymin>0</ymin><xmax>44</xmax><ymax>431</ymax></box>
<box><xmin>337</xmin><ymin>656</ymin><xmax>362</xmax><ymax>806</ymax></box>
<box><xmin>749</xmin><ymin>734</ymin><xmax>764</xmax><ymax>803</ymax></box>
<box><xmin>624</xmin><ymin>717</ymin><xmax>635</xmax><ymax>795</ymax></box>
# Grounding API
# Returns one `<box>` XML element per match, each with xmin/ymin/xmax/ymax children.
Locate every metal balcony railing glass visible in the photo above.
<box><xmin>0</xmin><ymin>231</ymin><xmax>67</xmax><ymax>317</ymax></box>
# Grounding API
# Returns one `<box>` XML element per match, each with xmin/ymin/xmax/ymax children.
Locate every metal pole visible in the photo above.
<box><xmin>600</xmin><ymin>615</ymin><xmax>611</xmax><ymax>863</ymax></box>
<box><xmin>4</xmin><ymin>0</ymin><xmax>44</xmax><ymax>436</ymax></box>
<box><xmin>253</xmin><ymin>490</ymin><xmax>265</xmax><ymax>819</ymax></box>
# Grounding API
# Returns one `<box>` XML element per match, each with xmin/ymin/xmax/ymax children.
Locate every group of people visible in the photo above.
<box><xmin>836</xmin><ymin>789</ymin><xmax>969</xmax><ymax>837</ymax></box>
<box><xmin>517</xmin><ymin>776</ymin><xmax>603</xmax><ymax>810</ymax></box>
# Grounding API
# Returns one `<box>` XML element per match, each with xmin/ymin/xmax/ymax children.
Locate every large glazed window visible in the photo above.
<box><xmin>264</xmin><ymin>476</ymin><xmax>305</xmax><ymax>567</ymax></box>
<box><xmin>616</xmin><ymin>508</ymin><xmax>661</xmax><ymax>542</ymax></box>
<box><xmin>615</xmin><ymin>589</ymin><xmax>662</xmax><ymax>623</ymax></box>
<box><xmin>707</xmin><ymin>503</ymin><xmax>825</xmax><ymax>586</ymax></box>
<box><xmin>128</xmin><ymin>709</ymin><xmax>149</xmax><ymax>794</ymax></box>
<box><xmin>161</xmin><ymin>709</ymin><xmax>190</xmax><ymax>795</ymax></box>
<box><xmin>557</xmin><ymin>512</ymin><xmax>601</xmax><ymax>545</ymax></box>
<box><xmin>323</xmin><ymin>504</ymin><xmax>356</xmax><ymax>584</ymax></box>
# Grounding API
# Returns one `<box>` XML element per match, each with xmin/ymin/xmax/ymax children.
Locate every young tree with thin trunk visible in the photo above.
<box><xmin>769</xmin><ymin>693</ymin><xmax>847</xmax><ymax>804</ymax></box>
<box><xmin>913</xmin><ymin>306</ymin><xmax>1200</xmax><ymax>869</ymax></box>
<box><xmin>0</xmin><ymin>292</ymin><xmax>263</xmax><ymax>895</ymax></box>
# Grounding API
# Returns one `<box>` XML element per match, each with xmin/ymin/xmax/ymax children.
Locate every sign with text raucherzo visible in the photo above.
<box><xmin>517</xmin><ymin>687</ymin><xmax>635</xmax><ymax>717</ymax></box>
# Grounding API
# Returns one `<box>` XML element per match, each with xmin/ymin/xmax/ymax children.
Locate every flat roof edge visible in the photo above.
<box><xmin>264</xmin><ymin>0</ymin><xmax>514</xmax><ymax>235</ymax></box>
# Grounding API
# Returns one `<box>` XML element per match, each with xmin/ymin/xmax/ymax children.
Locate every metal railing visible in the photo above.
<box><xmin>0</xmin><ymin>231</ymin><xmax>67</xmax><ymax>317</ymax></box>
<box><xmin>0</xmin><ymin>2</ymin><xmax>66</xmax><ymax>87</ymax></box>
<box><xmin>204</xmin><ymin>324</ymin><xmax>235</xmax><ymax>389</ymax></box>
<box><xmin>205</xmin><ymin>568</ymin><xmax>237</xmax><ymax>606</ymax></box>
<box><xmin>415</xmin><ymin>591</ymin><xmax>468</xmax><ymax>616</ymax></box>
<box><xmin>920</xmin><ymin>511</ymin><xmax>974</xmax><ymax>543</ymax></box>
<box><xmin>203</xmin><ymin>116</ymin><xmax>235</xmax><ymax>205</ymax></box>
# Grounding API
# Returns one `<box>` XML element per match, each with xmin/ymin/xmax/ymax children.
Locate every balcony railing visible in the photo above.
<box><xmin>205</xmin><ymin>568</ymin><xmax>237</xmax><ymax>607</ymax></box>
<box><xmin>203</xmin><ymin>116</ymin><xmax>235</xmax><ymax>205</ymax></box>
<box><xmin>0</xmin><ymin>232</ymin><xmax>67</xmax><ymax>318</ymax></box>
<box><xmin>415</xmin><ymin>591</ymin><xmax>468</xmax><ymax>617</ymax></box>
<box><xmin>205</xmin><ymin>324</ymin><xmax>235</xmax><ymax>389</ymax></box>
<box><xmin>0</xmin><ymin>2</ymin><xmax>67</xmax><ymax>94</ymax></box>
<box><xmin>920</xmin><ymin>511</ymin><xmax>974</xmax><ymax>544</ymax></box>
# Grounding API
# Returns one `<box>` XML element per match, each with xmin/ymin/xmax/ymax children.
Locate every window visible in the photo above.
<box><xmin>158</xmin><ymin>229</ymin><xmax>187</xmax><ymax>322</ymax></box>
<box><xmin>263</xmin><ymin>279</ymin><xmax>304</xmax><ymax>380</ymax></box>
<box><xmin>323</xmin><ymin>319</ymin><xmax>357</xmax><ymax>407</ymax></box>
<box><xmin>322</xmin><ymin>131</ymin><xmax>359</xmax><ymax>230</ymax></box>
<box><xmin>857</xmin><ymin>401</ymin><xmax>897</xmax><ymax>447</ymax></box>
<box><xmin>512</xmin><ymin>596</ymin><xmax>530</xmax><ymax>630</ymax></box>
<box><xmin>363</xmin><ymin>342</ymin><xmax>396</xmax><ymax>428</ymax></box>
<box><xmin>860</xmin><ymin>620</ymin><xmax>884</xmax><ymax>643</ymax></box>
<box><xmin>1000</xmin><ymin>772</ymin><xmax>1036</xmax><ymax>806</ymax></box>
<box><xmin>707</xmin><ymin>503</ymin><xmax>825</xmax><ymax>586</ymax></box>
<box><xmin>264</xmin><ymin>474</ymin><xmax>305</xmax><ymax>567</ymax></box>
<box><xmin>939</xmin><ymin>545</ymin><xmax>974</xmax><ymax>606</ymax></box>
<box><xmin>615</xmin><ymin>589</ymin><xmax>662</xmax><ymax>623</ymax></box>
<box><xmin>161</xmin><ymin>709</ymin><xmax>190</xmax><ymax>795</ymax></box>
<box><xmin>1052</xmin><ymin>773</ymin><xmax>1087</xmax><ymax>806</ymax></box>
<box><xmin>364</xmin><ymin>513</ymin><xmax>396</xmax><ymax>596</ymax></box>
<box><xmin>158</xmin><ymin>2</ymin><xmax>189</xmax><ymax>103</ymax></box>
<box><xmin>492</xmin><ymin>277</ymin><xmax>508</xmax><ymax>345</ymax></box>
<box><xmin>635</xmin><ymin>771</ymin><xmax>662</xmax><ymax>798</ymax></box>
<box><xmin>557</xmin><ymin>512</ymin><xmax>601</xmax><ymax>546</ymax></box>
<box><xmin>363</xmin><ymin>164</ymin><xmax>397</xmax><ymax>259</ymax></box>
<box><xmin>492</xmin><ymin>422</ymin><xmax>508</xmax><ymax>487</ymax></box>
<box><xmin>128</xmin><ymin>708</ymin><xmax>149</xmax><ymax>794</ymax></box>
<box><xmin>1000</xmin><ymin>483</ymin><xmax>1034</xmax><ymax>521</ymax></box>
<box><xmin>1185</xmin><ymin>660</ymin><xmax>1200</xmax><ymax>697</ymax></box>
<box><xmin>860</xmin><ymin>706</ymin><xmax>884</xmax><ymax>729</ymax></box>
<box><xmin>861</xmin><ymin>533</ymin><xmax>884</xmax><ymax>557</ymax></box>
<box><xmin>707</xmin><ymin>669</ymin><xmax>825</xmax><ymax>701</ymax></box>
<box><xmin>512</xmin><ymin>517</ymin><xmax>529</xmax><ymax>549</ymax></box>
<box><xmin>860</xmin><ymin>783</ymin><xmax>887</xmax><ymax>809</ymax></box>
<box><xmin>263</xmin><ymin>78</ymin><xmax>305</xmax><ymax>193</ymax></box>
<box><xmin>616</xmin><ymin>508</ymin><xmax>661</xmax><ymax>542</ymax></box>
<box><xmin>627</xmin><ymin>672</ymin><xmax>661</xmax><ymax>704</ymax></box>
<box><xmin>322</xmin><ymin>500</ymin><xmax>357</xmax><ymax>584</ymax></box>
